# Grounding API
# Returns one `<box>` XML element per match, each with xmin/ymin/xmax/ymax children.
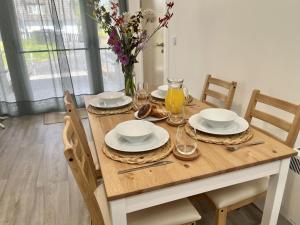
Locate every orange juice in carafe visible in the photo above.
<box><xmin>165</xmin><ymin>78</ymin><xmax>185</xmax><ymax>113</ymax></box>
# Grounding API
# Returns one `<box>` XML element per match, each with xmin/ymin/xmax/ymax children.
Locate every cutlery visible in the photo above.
<box><xmin>118</xmin><ymin>160</ymin><xmax>173</xmax><ymax>174</ymax></box>
<box><xmin>98</xmin><ymin>111</ymin><xmax>132</xmax><ymax>117</ymax></box>
<box><xmin>225</xmin><ymin>140</ymin><xmax>265</xmax><ymax>151</ymax></box>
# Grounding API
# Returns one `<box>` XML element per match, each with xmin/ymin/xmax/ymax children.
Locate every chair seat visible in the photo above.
<box><xmin>95</xmin><ymin>184</ymin><xmax>201</xmax><ymax>225</ymax></box>
<box><xmin>206</xmin><ymin>177</ymin><xmax>268</xmax><ymax>208</ymax></box>
<box><xmin>128</xmin><ymin>198</ymin><xmax>201</xmax><ymax>225</ymax></box>
<box><xmin>88</xmin><ymin>141</ymin><xmax>100</xmax><ymax>171</ymax></box>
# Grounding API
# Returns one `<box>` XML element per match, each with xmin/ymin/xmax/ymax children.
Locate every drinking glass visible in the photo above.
<box><xmin>134</xmin><ymin>82</ymin><xmax>149</xmax><ymax>109</ymax></box>
<box><xmin>176</xmin><ymin>125</ymin><xmax>197</xmax><ymax>155</ymax></box>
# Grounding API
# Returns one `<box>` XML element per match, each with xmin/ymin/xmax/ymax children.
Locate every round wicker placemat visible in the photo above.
<box><xmin>87</xmin><ymin>103</ymin><xmax>133</xmax><ymax>115</ymax></box>
<box><xmin>185</xmin><ymin>124</ymin><xmax>253</xmax><ymax>145</ymax></box>
<box><xmin>103</xmin><ymin>140</ymin><xmax>174</xmax><ymax>164</ymax></box>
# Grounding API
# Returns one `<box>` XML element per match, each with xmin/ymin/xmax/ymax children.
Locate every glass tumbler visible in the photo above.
<box><xmin>176</xmin><ymin>125</ymin><xmax>197</xmax><ymax>155</ymax></box>
<box><xmin>134</xmin><ymin>82</ymin><xmax>149</xmax><ymax>109</ymax></box>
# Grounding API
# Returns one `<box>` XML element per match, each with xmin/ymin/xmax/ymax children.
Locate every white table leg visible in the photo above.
<box><xmin>261</xmin><ymin>158</ymin><xmax>290</xmax><ymax>225</ymax></box>
<box><xmin>110</xmin><ymin>199</ymin><xmax>127</xmax><ymax>225</ymax></box>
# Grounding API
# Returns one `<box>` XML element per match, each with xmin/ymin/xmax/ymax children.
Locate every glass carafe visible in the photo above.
<box><xmin>165</xmin><ymin>78</ymin><xmax>185</xmax><ymax>113</ymax></box>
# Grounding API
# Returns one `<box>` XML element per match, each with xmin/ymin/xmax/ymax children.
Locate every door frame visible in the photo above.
<box><xmin>128</xmin><ymin>0</ymin><xmax>169</xmax><ymax>84</ymax></box>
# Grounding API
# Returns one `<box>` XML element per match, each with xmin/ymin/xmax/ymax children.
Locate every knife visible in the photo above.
<box><xmin>118</xmin><ymin>160</ymin><xmax>173</xmax><ymax>174</ymax></box>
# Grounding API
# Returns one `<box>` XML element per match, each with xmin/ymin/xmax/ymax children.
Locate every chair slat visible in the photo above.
<box><xmin>257</xmin><ymin>93</ymin><xmax>297</xmax><ymax>114</ymax></box>
<box><xmin>252</xmin><ymin>109</ymin><xmax>291</xmax><ymax>132</ymax></box>
<box><xmin>208</xmin><ymin>77</ymin><xmax>233</xmax><ymax>89</ymax></box>
<box><xmin>205</xmin><ymin>89</ymin><xmax>227</xmax><ymax>102</ymax></box>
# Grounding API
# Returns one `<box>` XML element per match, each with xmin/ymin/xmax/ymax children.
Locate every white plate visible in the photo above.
<box><xmin>151</xmin><ymin>88</ymin><xmax>189</xmax><ymax>100</ymax></box>
<box><xmin>105</xmin><ymin>125</ymin><xmax>169</xmax><ymax>152</ymax></box>
<box><xmin>134</xmin><ymin>111</ymin><xmax>168</xmax><ymax>122</ymax></box>
<box><xmin>158</xmin><ymin>84</ymin><xmax>168</xmax><ymax>95</ymax></box>
<box><xmin>89</xmin><ymin>96</ymin><xmax>132</xmax><ymax>109</ymax></box>
<box><xmin>151</xmin><ymin>90</ymin><xmax>165</xmax><ymax>100</ymax></box>
<box><xmin>189</xmin><ymin>114</ymin><xmax>249</xmax><ymax>135</ymax></box>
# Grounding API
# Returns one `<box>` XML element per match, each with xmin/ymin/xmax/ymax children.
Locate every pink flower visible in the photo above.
<box><xmin>119</xmin><ymin>55</ymin><xmax>129</xmax><ymax>65</ymax></box>
<box><xmin>112</xmin><ymin>41</ymin><xmax>122</xmax><ymax>55</ymax></box>
<box><xmin>107</xmin><ymin>30</ymin><xmax>117</xmax><ymax>46</ymax></box>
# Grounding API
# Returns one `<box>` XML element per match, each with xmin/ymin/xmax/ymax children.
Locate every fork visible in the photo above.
<box><xmin>118</xmin><ymin>160</ymin><xmax>173</xmax><ymax>174</ymax></box>
<box><xmin>225</xmin><ymin>140</ymin><xmax>265</xmax><ymax>151</ymax></box>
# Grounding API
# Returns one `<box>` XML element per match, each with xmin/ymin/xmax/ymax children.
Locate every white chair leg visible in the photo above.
<box><xmin>0</xmin><ymin>116</ymin><xmax>8</xmax><ymax>129</ymax></box>
<box><xmin>0</xmin><ymin>123</ymin><xmax>5</xmax><ymax>129</ymax></box>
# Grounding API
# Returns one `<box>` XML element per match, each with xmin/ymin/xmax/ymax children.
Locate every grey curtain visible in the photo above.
<box><xmin>0</xmin><ymin>0</ymin><xmax>126</xmax><ymax>116</ymax></box>
<box><xmin>0</xmin><ymin>0</ymin><xmax>104</xmax><ymax>116</ymax></box>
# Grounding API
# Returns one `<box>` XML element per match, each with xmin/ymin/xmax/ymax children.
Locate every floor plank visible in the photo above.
<box><xmin>0</xmin><ymin>115</ymin><xmax>292</xmax><ymax>225</ymax></box>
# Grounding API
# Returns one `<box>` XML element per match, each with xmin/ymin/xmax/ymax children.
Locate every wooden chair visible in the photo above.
<box><xmin>63</xmin><ymin>91</ymin><xmax>101</xmax><ymax>180</ymax></box>
<box><xmin>63</xmin><ymin>116</ymin><xmax>201</xmax><ymax>225</ymax></box>
<box><xmin>205</xmin><ymin>89</ymin><xmax>300</xmax><ymax>225</ymax></box>
<box><xmin>200</xmin><ymin>74</ymin><xmax>237</xmax><ymax>109</ymax></box>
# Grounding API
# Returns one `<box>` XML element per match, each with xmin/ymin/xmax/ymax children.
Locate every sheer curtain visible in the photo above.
<box><xmin>0</xmin><ymin>0</ymin><xmax>126</xmax><ymax>116</ymax></box>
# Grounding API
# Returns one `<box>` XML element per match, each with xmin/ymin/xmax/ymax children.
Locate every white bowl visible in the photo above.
<box><xmin>98</xmin><ymin>92</ymin><xmax>124</xmax><ymax>102</ymax></box>
<box><xmin>158</xmin><ymin>85</ymin><xmax>168</xmax><ymax>96</ymax></box>
<box><xmin>115</xmin><ymin>120</ymin><xmax>154</xmax><ymax>143</ymax></box>
<box><xmin>199</xmin><ymin>108</ymin><xmax>238</xmax><ymax>128</ymax></box>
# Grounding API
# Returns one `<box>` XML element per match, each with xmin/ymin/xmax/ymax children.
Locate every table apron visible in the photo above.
<box><xmin>111</xmin><ymin>160</ymin><xmax>281</xmax><ymax>214</ymax></box>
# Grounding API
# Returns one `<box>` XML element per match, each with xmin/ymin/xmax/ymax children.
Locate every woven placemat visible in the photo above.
<box><xmin>103</xmin><ymin>140</ymin><xmax>174</xmax><ymax>164</ymax></box>
<box><xmin>87</xmin><ymin>103</ymin><xmax>133</xmax><ymax>115</ymax></box>
<box><xmin>185</xmin><ymin>124</ymin><xmax>253</xmax><ymax>145</ymax></box>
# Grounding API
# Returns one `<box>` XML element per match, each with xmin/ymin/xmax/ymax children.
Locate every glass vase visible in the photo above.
<box><xmin>123</xmin><ymin>64</ymin><xmax>136</xmax><ymax>96</ymax></box>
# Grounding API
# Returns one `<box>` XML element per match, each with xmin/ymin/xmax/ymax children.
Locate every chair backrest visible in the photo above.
<box><xmin>63</xmin><ymin>91</ymin><xmax>97</xmax><ymax>180</ymax></box>
<box><xmin>64</xmin><ymin>90</ymin><xmax>85</xmax><ymax>134</ymax></box>
<box><xmin>200</xmin><ymin>74</ymin><xmax>237</xmax><ymax>109</ymax></box>
<box><xmin>63</xmin><ymin>116</ymin><xmax>106</xmax><ymax>225</ymax></box>
<box><xmin>245</xmin><ymin>89</ymin><xmax>300</xmax><ymax>147</ymax></box>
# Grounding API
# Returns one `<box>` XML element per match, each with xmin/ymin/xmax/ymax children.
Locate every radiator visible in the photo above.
<box><xmin>281</xmin><ymin>147</ymin><xmax>300</xmax><ymax>225</ymax></box>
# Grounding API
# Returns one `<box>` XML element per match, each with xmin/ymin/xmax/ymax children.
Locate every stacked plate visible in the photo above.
<box><xmin>151</xmin><ymin>85</ymin><xmax>189</xmax><ymax>100</ymax></box>
<box><xmin>188</xmin><ymin>108</ymin><xmax>249</xmax><ymax>135</ymax></box>
<box><xmin>105</xmin><ymin>120</ymin><xmax>169</xmax><ymax>152</ymax></box>
<box><xmin>151</xmin><ymin>85</ymin><xmax>168</xmax><ymax>100</ymax></box>
<box><xmin>89</xmin><ymin>91</ymin><xmax>132</xmax><ymax>109</ymax></box>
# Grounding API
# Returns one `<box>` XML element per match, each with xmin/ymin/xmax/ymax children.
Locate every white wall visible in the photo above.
<box><xmin>167</xmin><ymin>0</ymin><xmax>300</xmax><ymax>147</ymax></box>
<box><xmin>166</xmin><ymin>0</ymin><xmax>300</xmax><ymax>223</ymax></box>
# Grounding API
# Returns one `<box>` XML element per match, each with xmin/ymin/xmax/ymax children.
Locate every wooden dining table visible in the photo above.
<box><xmin>84</xmin><ymin>95</ymin><xmax>296</xmax><ymax>225</ymax></box>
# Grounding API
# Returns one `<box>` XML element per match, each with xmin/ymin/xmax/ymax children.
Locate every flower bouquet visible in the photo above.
<box><xmin>90</xmin><ymin>0</ymin><xmax>174</xmax><ymax>96</ymax></box>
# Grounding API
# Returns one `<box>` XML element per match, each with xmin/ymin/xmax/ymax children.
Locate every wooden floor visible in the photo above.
<box><xmin>0</xmin><ymin>115</ymin><xmax>291</xmax><ymax>225</ymax></box>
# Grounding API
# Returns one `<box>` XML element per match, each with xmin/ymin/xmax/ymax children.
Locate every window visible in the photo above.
<box><xmin>98</xmin><ymin>0</ymin><xmax>124</xmax><ymax>91</ymax></box>
<box><xmin>13</xmin><ymin>0</ymin><xmax>90</xmax><ymax>99</ymax></box>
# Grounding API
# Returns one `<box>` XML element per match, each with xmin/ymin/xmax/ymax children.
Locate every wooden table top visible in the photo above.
<box><xmin>84</xmin><ymin>95</ymin><xmax>297</xmax><ymax>200</ymax></box>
